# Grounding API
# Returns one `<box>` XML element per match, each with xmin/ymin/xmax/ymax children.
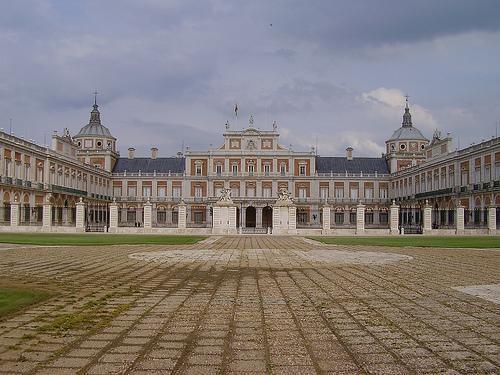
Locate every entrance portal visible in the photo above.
<box><xmin>262</xmin><ymin>206</ymin><xmax>273</xmax><ymax>228</ymax></box>
<box><xmin>245</xmin><ymin>206</ymin><xmax>256</xmax><ymax>227</ymax></box>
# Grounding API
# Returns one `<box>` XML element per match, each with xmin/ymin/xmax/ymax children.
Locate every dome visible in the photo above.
<box><xmin>74</xmin><ymin>103</ymin><xmax>115</xmax><ymax>139</ymax></box>
<box><xmin>388</xmin><ymin>126</ymin><xmax>428</xmax><ymax>142</ymax></box>
<box><xmin>387</xmin><ymin>100</ymin><xmax>428</xmax><ymax>142</ymax></box>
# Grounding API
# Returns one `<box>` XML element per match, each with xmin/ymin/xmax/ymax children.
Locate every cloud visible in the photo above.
<box><xmin>361</xmin><ymin>87</ymin><xmax>439</xmax><ymax>131</ymax></box>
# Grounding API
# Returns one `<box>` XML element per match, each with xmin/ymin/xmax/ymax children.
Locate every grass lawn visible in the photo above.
<box><xmin>0</xmin><ymin>288</ymin><xmax>52</xmax><ymax>319</ymax></box>
<box><xmin>309</xmin><ymin>236</ymin><xmax>500</xmax><ymax>249</ymax></box>
<box><xmin>0</xmin><ymin>233</ymin><xmax>207</xmax><ymax>246</ymax></box>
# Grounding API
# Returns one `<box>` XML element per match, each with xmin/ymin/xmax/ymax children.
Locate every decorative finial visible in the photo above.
<box><xmin>93</xmin><ymin>90</ymin><xmax>99</xmax><ymax>107</ymax></box>
<box><xmin>273</xmin><ymin>120</ymin><xmax>277</xmax><ymax>131</ymax></box>
<box><xmin>225</xmin><ymin>121</ymin><xmax>230</xmax><ymax>130</ymax></box>
<box><xmin>405</xmin><ymin>94</ymin><xmax>409</xmax><ymax>109</ymax></box>
<box><xmin>402</xmin><ymin>95</ymin><xmax>412</xmax><ymax>127</ymax></box>
<box><xmin>249</xmin><ymin>114</ymin><xmax>254</xmax><ymax>126</ymax></box>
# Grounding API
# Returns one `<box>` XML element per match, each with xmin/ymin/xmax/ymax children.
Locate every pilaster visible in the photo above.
<box><xmin>390</xmin><ymin>200</ymin><xmax>399</xmax><ymax>235</ymax></box>
<box><xmin>75</xmin><ymin>198</ymin><xmax>85</xmax><ymax>232</ymax></box>
<box><xmin>10</xmin><ymin>200</ymin><xmax>20</xmax><ymax>227</ymax></box>
<box><xmin>356</xmin><ymin>202</ymin><xmax>365</xmax><ymax>235</ymax></box>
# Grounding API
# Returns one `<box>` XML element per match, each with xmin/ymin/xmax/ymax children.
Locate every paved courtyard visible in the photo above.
<box><xmin>0</xmin><ymin>236</ymin><xmax>499</xmax><ymax>374</ymax></box>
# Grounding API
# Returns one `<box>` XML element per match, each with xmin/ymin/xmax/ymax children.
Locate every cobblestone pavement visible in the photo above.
<box><xmin>0</xmin><ymin>236</ymin><xmax>499</xmax><ymax>374</ymax></box>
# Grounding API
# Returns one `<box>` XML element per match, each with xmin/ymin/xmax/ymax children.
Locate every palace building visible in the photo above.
<box><xmin>0</xmin><ymin>98</ymin><xmax>498</xmax><ymax>235</ymax></box>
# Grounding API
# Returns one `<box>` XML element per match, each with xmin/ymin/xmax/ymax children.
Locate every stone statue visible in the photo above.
<box><xmin>276</xmin><ymin>188</ymin><xmax>293</xmax><ymax>205</ymax></box>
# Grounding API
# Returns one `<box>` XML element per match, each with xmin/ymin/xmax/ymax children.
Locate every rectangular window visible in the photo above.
<box><xmin>365</xmin><ymin>212</ymin><xmax>374</xmax><ymax>224</ymax></box>
<box><xmin>216</xmin><ymin>164</ymin><xmax>222</xmax><ymax>176</ymax></box>
<box><xmin>232</xmin><ymin>164</ymin><xmax>238</xmax><ymax>176</ymax></box>
<box><xmin>349</xmin><ymin>212</ymin><xmax>357</xmax><ymax>223</ymax></box>
<box><xmin>231</xmin><ymin>187</ymin><xmax>239</xmax><ymax>198</ymax></box>
<box><xmin>379</xmin><ymin>212</ymin><xmax>388</xmax><ymax>224</ymax></box>
<box><xmin>298</xmin><ymin>188</ymin><xmax>307</xmax><ymax>198</ymax></box>
<box><xmin>142</xmin><ymin>186</ymin><xmax>152</xmax><ymax>197</ymax></box>
<box><xmin>157</xmin><ymin>210</ymin><xmax>167</xmax><ymax>223</ymax></box>
<box><xmin>195</xmin><ymin>187</ymin><xmax>203</xmax><ymax>198</ymax></box>
<box><xmin>263</xmin><ymin>187</ymin><xmax>272</xmax><ymax>198</ymax></box>
<box><xmin>215</xmin><ymin>187</ymin><xmax>222</xmax><ymax>198</ymax></box>
<box><xmin>474</xmin><ymin>167</ymin><xmax>481</xmax><ymax>183</ymax></box>
<box><xmin>484</xmin><ymin>165</ymin><xmax>491</xmax><ymax>182</ymax></box>
<box><xmin>334</xmin><ymin>212</ymin><xmax>344</xmax><ymax>225</ymax></box>
<box><xmin>299</xmin><ymin>165</ymin><xmax>306</xmax><ymax>176</ymax></box>
<box><xmin>248</xmin><ymin>164</ymin><xmax>254</xmax><ymax>176</ymax></box>
<box><xmin>264</xmin><ymin>164</ymin><xmax>270</xmax><ymax>176</ymax></box>
<box><xmin>127</xmin><ymin>186</ymin><xmax>137</xmax><ymax>197</ymax></box>
<box><xmin>158</xmin><ymin>186</ymin><xmax>166</xmax><ymax>197</ymax></box>
<box><xmin>320</xmin><ymin>188</ymin><xmax>328</xmax><ymax>200</ymax></box>
<box><xmin>380</xmin><ymin>189</ymin><xmax>388</xmax><ymax>199</ymax></box>
<box><xmin>280</xmin><ymin>164</ymin><xmax>286</xmax><ymax>176</ymax></box>
<box><xmin>334</xmin><ymin>188</ymin><xmax>344</xmax><ymax>199</ymax></box>
<box><xmin>113</xmin><ymin>186</ymin><xmax>122</xmax><ymax>197</ymax></box>
<box><xmin>173</xmin><ymin>187</ymin><xmax>181</xmax><ymax>198</ymax></box>
<box><xmin>247</xmin><ymin>187</ymin><xmax>255</xmax><ymax>197</ymax></box>
<box><xmin>127</xmin><ymin>210</ymin><xmax>136</xmax><ymax>223</ymax></box>
<box><xmin>350</xmin><ymin>188</ymin><xmax>358</xmax><ymax>200</ymax></box>
<box><xmin>195</xmin><ymin>165</ymin><xmax>202</xmax><ymax>176</ymax></box>
<box><xmin>365</xmin><ymin>188</ymin><xmax>373</xmax><ymax>199</ymax></box>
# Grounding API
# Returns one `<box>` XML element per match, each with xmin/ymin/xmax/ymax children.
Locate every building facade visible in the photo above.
<box><xmin>0</xmin><ymin>99</ymin><xmax>498</xmax><ymax>235</ymax></box>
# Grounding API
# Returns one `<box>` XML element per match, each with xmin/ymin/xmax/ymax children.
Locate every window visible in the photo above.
<box><xmin>194</xmin><ymin>211</ymin><xmax>204</xmax><ymax>224</ymax></box>
<box><xmin>297</xmin><ymin>210</ymin><xmax>308</xmax><ymax>224</ymax></box>
<box><xmin>474</xmin><ymin>167</ymin><xmax>481</xmax><ymax>184</ymax></box>
<box><xmin>350</xmin><ymin>188</ymin><xmax>358</xmax><ymax>200</ymax></box>
<box><xmin>379</xmin><ymin>212</ymin><xmax>388</xmax><ymax>224</ymax></box>
<box><xmin>195</xmin><ymin>164</ymin><xmax>202</xmax><ymax>176</ymax></box>
<box><xmin>263</xmin><ymin>187</ymin><xmax>272</xmax><ymax>198</ymax></box>
<box><xmin>215</xmin><ymin>187</ymin><xmax>222</xmax><ymax>198</ymax></box>
<box><xmin>365</xmin><ymin>188</ymin><xmax>373</xmax><ymax>199</ymax></box>
<box><xmin>113</xmin><ymin>186</ymin><xmax>122</xmax><ymax>197</ymax></box>
<box><xmin>173</xmin><ymin>187</ymin><xmax>181</xmax><ymax>198</ymax></box>
<box><xmin>334</xmin><ymin>212</ymin><xmax>344</xmax><ymax>225</ymax></box>
<box><xmin>495</xmin><ymin>162</ymin><xmax>500</xmax><ymax>180</ymax></box>
<box><xmin>280</xmin><ymin>163</ymin><xmax>286</xmax><ymax>176</ymax></box>
<box><xmin>349</xmin><ymin>212</ymin><xmax>357</xmax><ymax>224</ymax></box>
<box><xmin>264</xmin><ymin>164</ymin><xmax>270</xmax><ymax>176</ymax></box>
<box><xmin>142</xmin><ymin>186</ymin><xmax>152</xmax><ymax>197</ymax></box>
<box><xmin>400</xmin><ymin>143</ymin><xmax>406</xmax><ymax>150</ymax></box>
<box><xmin>195</xmin><ymin>187</ymin><xmax>203</xmax><ymax>198</ymax></box>
<box><xmin>232</xmin><ymin>164</ymin><xmax>238</xmax><ymax>176</ymax></box>
<box><xmin>231</xmin><ymin>187</ymin><xmax>239</xmax><ymax>198</ymax></box>
<box><xmin>298</xmin><ymin>188</ymin><xmax>307</xmax><ymax>199</ymax></box>
<box><xmin>380</xmin><ymin>188</ymin><xmax>388</xmax><ymax>199</ymax></box>
<box><xmin>127</xmin><ymin>186</ymin><xmax>137</xmax><ymax>197</ymax></box>
<box><xmin>158</xmin><ymin>186</ymin><xmax>166</xmax><ymax>197</ymax></box>
<box><xmin>127</xmin><ymin>209</ymin><xmax>136</xmax><ymax>223</ymax></box>
<box><xmin>247</xmin><ymin>187</ymin><xmax>255</xmax><ymax>197</ymax></box>
<box><xmin>216</xmin><ymin>164</ymin><xmax>222</xmax><ymax>176</ymax></box>
<box><xmin>365</xmin><ymin>212</ymin><xmax>374</xmax><ymax>224</ymax></box>
<box><xmin>484</xmin><ymin>165</ymin><xmax>491</xmax><ymax>182</ymax></box>
<box><xmin>157</xmin><ymin>210</ymin><xmax>167</xmax><ymax>223</ymax></box>
<box><xmin>334</xmin><ymin>188</ymin><xmax>344</xmax><ymax>199</ymax></box>
<box><xmin>248</xmin><ymin>164</ymin><xmax>254</xmax><ymax>176</ymax></box>
<box><xmin>461</xmin><ymin>171</ymin><xmax>468</xmax><ymax>185</ymax></box>
<box><xmin>299</xmin><ymin>165</ymin><xmax>306</xmax><ymax>176</ymax></box>
<box><xmin>320</xmin><ymin>188</ymin><xmax>328</xmax><ymax>200</ymax></box>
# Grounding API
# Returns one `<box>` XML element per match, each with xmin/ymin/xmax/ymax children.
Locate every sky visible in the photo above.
<box><xmin>1</xmin><ymin>0</ymin><xmax>500</xmax><ymax>158</ymax></box>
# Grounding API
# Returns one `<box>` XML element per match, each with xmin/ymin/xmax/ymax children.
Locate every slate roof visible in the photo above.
<box><xmin>387</xmin><ymin>126</ymin><xmax>428</xmax><ymax>142</ymax></box>
<box><xmin>76</xmin><ymin>123</ymin><xmax>114</xmax><ymax>138</ymax></box>
<box><xmin>316</xmin><ymin>156</ymin><xmax>389</xmax><ymax>174</ymax></box>
<box><xmin>113</xmin><ymin>157</ymin><xmax>185</xmax><ymax>173</ymax></box>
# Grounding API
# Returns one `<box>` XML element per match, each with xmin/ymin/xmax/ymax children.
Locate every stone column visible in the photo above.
<box><xmin>43</xmin><ymin>202</ymin><xmax>52</xmax><ymax>229</ymax></box>
<box><xmin>288</xmin><ymin>206</ymin><xmax>296</xmax><ymax>232</ymax></box>
<box><xmin>228</xmin><ymin>206</ymin><xmax>237</xmax><ymax>233</ymax></box>
<box><xmin>423</xmin><ymin>200</ymin><xmax>432</xmax><ymax>234</ymax></box>
<box><xmin>322</xmin><ymin>206</ymin><xmax>331</xmax><ymax>233</ymax></box>
<box><xmin>75</xmin><ymin>198</ymin><xmax>85</xmax><ymax>232</ymax></box>
<box><xmin>10</xmin><ymin>200</ymin><xmax>20</xmax><ymax>227</ymax></box>
<box><xmin>256</xmin><ymin>207</ymin><xmax>263</xmax><ymax>228</ymax></box>
<box><xmin>143</xmin><ymin>200</ymin><xmax>152</xmax><ymax>229</ymax></box>
<box><xmin>356</xmin><ymin>202</ymin><xmax>365</xmax><ymax>235</ymax></box>
<box><xmin>109</xmin><ymin>199</ymin><xmax>118</xmax><ymax>231</ymax></box>
<box><xmin>177</xmin><ymin>201</ymin><xmax>187</xmax><ymax>229</ymax></box>
<box><xmin>488</xmin><ymin>206</ymin><xmax>496</xmax><ymax>235</ymax></box>
<box><xmin>390</xmin><ymin>200</ymin><xmax>399</xmax><ymax>235</ymax></box>
<box><xmin>456</xmin><ymin>204</ymin><xmax>464</xmax><ymax>234</ymax></box>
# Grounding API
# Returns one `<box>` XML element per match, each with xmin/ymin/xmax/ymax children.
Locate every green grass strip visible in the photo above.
<box><xmin>309</xmin><ymin>236</ymin><xmax>500</xmax><ymax>249</ymax></box>
<box><xmin>0</xmin><ymin>233</ymin><xmax>206</xmax><ymax>246</ymax></box>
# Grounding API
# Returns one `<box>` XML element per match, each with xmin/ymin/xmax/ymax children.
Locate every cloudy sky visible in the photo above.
<box><xmin>1</xmin><ymin>0</ymin><xmax>500</xmax><ymax>157</ymax></box>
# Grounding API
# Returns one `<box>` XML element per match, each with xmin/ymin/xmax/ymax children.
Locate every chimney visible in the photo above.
<box><xmin>346</xmin><ymin>147</ymin><xmax>353</xmax><ymax>161</ymax></box>
<box><xmin>151</xmin><ymin>147</ymin><xmax>158</xmax><ymax>159</ymax></box>
<box><xmin>128</xmin><ymin>147</ymin><xmax>135</xmax><ymax>159</ymax></box>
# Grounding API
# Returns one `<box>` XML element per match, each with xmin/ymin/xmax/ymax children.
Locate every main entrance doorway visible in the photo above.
<box><xmin>245</xmin><ymin>206</ymin><xmax>256</xmax><ymax>227</ymax></box>
<box><xmin>262</xmin><ymin>206</ymin><xmax>273</xmax><ymax>228</ymax></box>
